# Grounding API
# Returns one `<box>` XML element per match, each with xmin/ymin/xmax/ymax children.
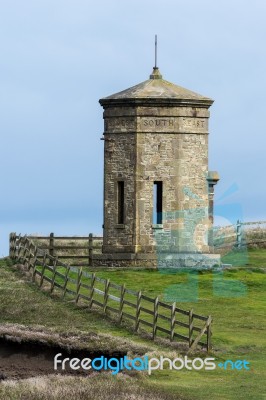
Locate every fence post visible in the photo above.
<box><xmin>9</xmin><ymin>233</ymin><xmax>16</xmax><ymax>259</ymax></box>
<box><xmin>39</xmin><ymin>254</ymin><xmax>47</xmax><ymax>287</ymax></box>
<box><xmin>16</xmin><ymin>234</ymin><xmax>21</xmax><ymax>261</ymax></box>
<box><xmin>236</xmin><ymin>220</ymin><xmax>242</xmax><ymax>248</ymax></box>
<box><xmin>89</xmin><ymin>233</ymin><xmax>93</xmax><ymax>266</ymax></box>
<box><xmin>76</xmin><ymin>267</ymin><xmax>83</xmax><ymax>303</ymax></box>
<box><xmin>189</xmin><ymin>309</ymin><xmax>194</xmax><ymax>348</ymax></box>
<box><xmin>119</xmin><ymin>284</ymin><xmax>126</xmax><ymax>323</ymax></box>
<box><xmin>30</xmin><ymin>245</ymin><xmax>38</xmax><ymax>271</ymax></box>
<box><xmin>63</xmin><ymin>265</ymin><xmax>70</xmax><ymax>298</ymax></box>
<box><xmin>153</xmin><ymin>297</ymin><xmax>159</xmax><ymax>340</ymax></box>
<box><xmin>170</xmin><ymin>302</ymin><xmax>176</xmax><ymax>341</ymax></box>
<box><xmin>188</xmin><ymin>316</ymin><xmax>212</xmax><ymax>353</ymax></box>
<box><xmin>22</xmin><ymin>239</ymin><xmax>29</xmax><ymax>266</ymax></box>
<box><xmin>89</xmin><ymin>273</ymin><xmax>96</xmax><ymax>309</ymax></box>
<box><xmin>135</xmin><ymin>291</ymin><xmax>142</xmax><ymax>333</ymax></box>
<box><xmin>17</xmin><ymin>237</ymin><xmax>26</xmax><ymax>263</ymax></box>
<box><xmin>207</xmin><ymin>317</ymin><xmax>212</xmax><ymax>352</ymax></box>
<box><xmin>24</xmin><ymin>240</ymin><xmax>31</xmax><ymax>270</ymax></box>
<box><xmin>50</xmin><ymin>257</ymin><xmax>58</xmax><ymax>294</ymax></box>
<box><xmin>103</xmin><ymin>279</ymin><xmax>110</xmax><ymax>313</ymax></box>
<box><xmin>27</xmin><ymin>242</ymin><xmax>33</xmax><ymax>270</ymax></box>
<box><xmin>23</xmin><ymin>238</ymin><xmax>31</xmax><ymax>267</ymax></box>
<box><xmin>49</xmin><ymin>233</ymin><xmax>54</xmax><ymax>266</ymax></box>
<box><xmin>31</xmin><ymin>246</ymin><xmax>38</xmax><ymax>282</ymax></box>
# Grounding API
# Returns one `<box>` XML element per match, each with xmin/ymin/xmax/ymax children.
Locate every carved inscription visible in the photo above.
<box><xmin>140</xmin><ymin>117</ymin><xmax>206</xmax><ymax>132</ymax></box>
<box><xmin>140</xmin><ymin>118</ymin><xmax>176</xmax><ymax>131</ymax></box>
<box><xmin>105</xmin><ymin>116</ymin><xmax>207</xmax><ymax>133</ymax></box>
<box><xmin>105</xmin><ymin>118</ymin><xmax>135</xmax><ymax>131</ymax></box>
<box><xmin>181</xmin><ymin>118</ymin><xmax>206</xmax><ymax>129</ymax></box>
<box><xmin>142</xmin><ymin>118</ymin><xmax>174</xmax><ymax>127</ymax></box>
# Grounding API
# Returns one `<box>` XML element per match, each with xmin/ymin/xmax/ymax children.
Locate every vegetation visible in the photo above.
<box><xmin>0</xmin><ymin>374</ymin><xmax>180</xmax><ymax>400</ymax></box>
<box><xmin>0</xmin><ymin>258</ymin><xmax>153</xmax><ymax>354</ymax></box>
<box><xmin>91</xmin><ymin>252</ymin><xmax>266</xmax><ymax>399</ymax></box>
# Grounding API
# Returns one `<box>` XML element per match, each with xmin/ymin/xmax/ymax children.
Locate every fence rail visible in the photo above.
<box><xmin>9</xmin><ymin>233</ymin><xmax>103</xmax><ymax>266</ymax></box>
<box><xmin>10</xmin><ymin>220</ymin><xmax>266</xmax><ymax>267</ymax></box>
<box><xmin>213</xmin><ymin>220</ymin><xmax>266</xmax><ymax>251</ymax></box>
<box><xmin>9</xmin><ymin>233</ymin><xmax>212</xmax><ymax>352</ymax></box>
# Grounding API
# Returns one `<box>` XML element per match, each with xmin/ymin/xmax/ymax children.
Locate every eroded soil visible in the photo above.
<box><xmin>0</xmin><ymin>337</ymin><xmax>124</xmax><ymax>380</ymax></box>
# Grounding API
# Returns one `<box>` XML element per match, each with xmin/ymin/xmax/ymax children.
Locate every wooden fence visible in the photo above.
<box><xmin>9</xmin><ymin>233</ymin><xmax>103</xmax><ymax>266</ymax></box>
<box><xmin>9</xmin><ymin>233</ymin><xmax>212</xmax><ymax>352</ymax></box>
<box><xmin>213</xmin><ymin>220</ymin><xmax>266</xmax><ymax>251</ymax></box>
<box><xmin>10</xmin><ymin>221</ymin><xmax>266</xmax><ymax>267</ymax></box>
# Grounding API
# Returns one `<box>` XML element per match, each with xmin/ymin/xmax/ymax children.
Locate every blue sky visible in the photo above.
<box><xmin>0</xmin><ymin>0</ymin><xmax>265</xmax><ymax>255</ymax></box>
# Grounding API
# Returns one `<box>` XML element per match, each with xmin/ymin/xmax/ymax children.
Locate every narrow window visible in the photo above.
<box><xmin>153</xmin><ymin>181</ymin><xmax>163</xmax><ymax>224</ymax></box>
<box><xmin>117</xmin><ymin>181</ymin><xmax>124</xmax><ymax>224</ymax></box>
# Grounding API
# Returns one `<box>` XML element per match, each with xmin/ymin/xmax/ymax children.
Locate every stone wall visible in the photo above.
<box><xmin>103</xmin><ymin>132</ymin><xmax>136</xmax><ymax>253</ymax></box>
<box><xmin>102</xmin><ymin>104</ymin><xmax>211</xmax><ymax>256</ymax></box>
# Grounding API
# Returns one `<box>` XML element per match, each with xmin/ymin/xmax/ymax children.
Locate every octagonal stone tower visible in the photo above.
<box><xmin>99</xmin><ymin>67</ymin><xmax>220</xmax><ymax>267</ymax></box>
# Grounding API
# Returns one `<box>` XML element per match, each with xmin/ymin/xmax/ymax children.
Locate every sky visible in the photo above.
<box><xmin>0</xmin><ymin>0</ymin><xmax>266</xmax><ymax>256</ymax></box>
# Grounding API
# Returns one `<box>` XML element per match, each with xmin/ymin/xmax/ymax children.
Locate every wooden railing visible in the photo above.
<box><xmin>10</xmin><ymin>220</ymin><xmax>266</xmax><ymax>267</ymax></box>
<box><xmin>213</xmin><ymin>220</ymin><xmax>266</xmax><ymax>251</ymax></box>
<box><xmin>9</xmin><ymin>233</ymin><xmax>103</xmax><ymax>266</ymax></box>
<box><xmin>9</xmin><ymin>233</ymin><xmax>212</xmax><ymax>352</ymax></box>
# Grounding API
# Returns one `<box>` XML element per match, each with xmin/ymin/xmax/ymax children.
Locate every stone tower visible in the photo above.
<box><xmin>99</xmin><ymin>67</ymin><xmax>220</xmax><ymax>267</ymax></box>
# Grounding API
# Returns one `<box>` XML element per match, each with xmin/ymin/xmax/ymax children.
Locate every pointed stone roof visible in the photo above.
<box><xmin>99</xmin><ymin>68</ymin><xmax>213</xmax><ymax>108</ymax></box>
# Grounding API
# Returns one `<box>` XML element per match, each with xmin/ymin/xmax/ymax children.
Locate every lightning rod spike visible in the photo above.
<box><xmin>155</xmin><ymin>34</ymin><xmax>158</xmax><ymax>68</ymax></box>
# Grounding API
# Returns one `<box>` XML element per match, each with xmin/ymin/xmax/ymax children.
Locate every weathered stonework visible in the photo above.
<box><xmin>99</xmin><ymin>68</ymin><xmax>220</xmax><ymax>267</ymax></box>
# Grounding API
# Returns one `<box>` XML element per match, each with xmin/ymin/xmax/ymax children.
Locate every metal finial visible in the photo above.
<box><xmin>155</xmin><ymin>34</ymin><xmax>157</xmax><ymax>68</ymax></box>
<box><xmin>149</xmin><ymin>35</ymin><xmax>162</xmax><ymax>79</ymax></box>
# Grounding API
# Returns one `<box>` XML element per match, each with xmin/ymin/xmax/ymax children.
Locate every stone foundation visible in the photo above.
<box><xmin>92</xmin><ymin>253</ymin><xmax>221</xmax><ymax>269</ymax></box>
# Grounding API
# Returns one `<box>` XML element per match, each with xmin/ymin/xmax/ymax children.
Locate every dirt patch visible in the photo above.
<box><xmin>0</xmin><ymin>337</ymin><xmax>125</xmax><ymax>380</ymax></box>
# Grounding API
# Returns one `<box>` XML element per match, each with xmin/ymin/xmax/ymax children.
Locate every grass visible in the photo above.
<box><xmin>0</xmin><ymin>258</ymin><xmax>154</xmax><ymax>354</ymax></box>
<box><xmin>1</xmin><ymin>250</ymin><xmax>266</xmax><ymax>399</ymax></box>
<box><xmin>245</xmin><ymin>248</ymin><xmax>266</xmax><ymax>267</ymax></box>
<box><xmin>0</xmin><ymin>374</ymin><xmax>181</xmax><ymax>400</ymax></box>
<box><xmin>32</xmin><ymin>263</ymin><xmax>210</xmax><ymax>345</ymax></box>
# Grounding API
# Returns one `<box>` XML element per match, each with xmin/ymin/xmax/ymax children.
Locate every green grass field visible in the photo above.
<box><xmin>0</xmin><ymin>249</ymin><xmax>265</xmax><ymax>400</ymax></box>
<box><xmin>90</xmin><ymin>252</ymin><xmax>266</xmax><ymax>399</ymax></box>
